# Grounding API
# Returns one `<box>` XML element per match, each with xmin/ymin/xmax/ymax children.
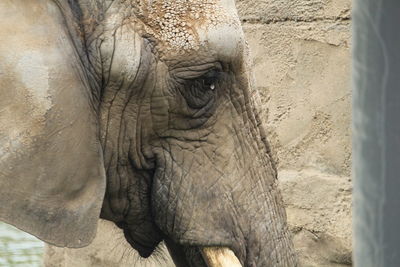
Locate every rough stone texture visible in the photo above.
<box><xmin>244</xmin><ymin>21</ymin><xmax>351</xmax><ymax>176</ymax></box>
<box><xmin>45</xmin><ymin>0</ymin><xmax>352</xmax><ymax>266</ymax></box>
<box><xmin>236</xmin><ymin>0</ymin><xmax>351</xmax><ymax>22</ymax></box>
<box><xmin>241</xmin><ymin>1</ymin><xmax>352</xmax><ymax>265</ymax></box>
<box><xmin>280</xmin><ymin>170</ymin><xmax>352</xmax><ymax>266</ymax></box>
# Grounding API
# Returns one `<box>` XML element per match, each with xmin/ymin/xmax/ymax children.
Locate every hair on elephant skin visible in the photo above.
<box><xmin>0</xmin><ymin>1</ymin><xmax>298</xmax><ymax>266</ymax></box>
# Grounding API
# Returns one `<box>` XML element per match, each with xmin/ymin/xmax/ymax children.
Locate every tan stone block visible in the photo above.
<box><xmin>236</xmin><ymin>0</ymin><xmax>351</xmax><ymax>22</ymax></box>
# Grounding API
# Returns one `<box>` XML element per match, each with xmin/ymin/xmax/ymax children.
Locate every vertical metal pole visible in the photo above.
<box><xmin>353</xmin><ymin>1</ymin><xmax>400</xmax><ymax>266</ymax></box>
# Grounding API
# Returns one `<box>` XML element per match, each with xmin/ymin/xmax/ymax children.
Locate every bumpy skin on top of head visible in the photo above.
<box><xmin>0</xmin><ymin>1</ymin><xmax>297</xmax><ymax>266</ymax></box>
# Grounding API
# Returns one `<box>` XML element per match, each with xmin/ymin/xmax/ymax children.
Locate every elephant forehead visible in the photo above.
<box><xmin>130</xmin><ymin>0</ymin><xmax>242</xmax><ymax>56</ymax></box>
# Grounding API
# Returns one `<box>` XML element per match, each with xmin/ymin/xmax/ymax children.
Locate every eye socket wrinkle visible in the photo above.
<box><xmin>170</xmin><ymin>61</ymin><xmax>223</xmax><ymax>82</ymax></box>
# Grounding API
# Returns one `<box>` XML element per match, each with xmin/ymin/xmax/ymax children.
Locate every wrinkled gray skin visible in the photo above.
<box><xmin>0</xmin><ymin>1</ymin><xmax>297</xmax><ymax>266</ymax></box>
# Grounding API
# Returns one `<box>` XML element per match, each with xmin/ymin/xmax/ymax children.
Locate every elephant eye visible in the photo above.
<box><xmin>200</xmin><ymin>69</ymin><xmax>221</xmax><ymax>90</ymax></box>
<box><xmin>180</xmin><ymin>68</ymin><xmax>221</xmax><ymax>109</ymax></box>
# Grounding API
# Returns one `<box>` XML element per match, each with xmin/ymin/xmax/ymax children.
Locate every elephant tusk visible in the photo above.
<box><xmin>201</xmin><ymin>247</ymin><xmax>243</xmax><ymax>267</ymax></box>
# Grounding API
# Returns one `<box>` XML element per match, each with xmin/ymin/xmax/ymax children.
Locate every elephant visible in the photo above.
<box><xmin>0</xmin><ymin>1</ymin><xmax>298</xmax><ymax>266</ymax></box>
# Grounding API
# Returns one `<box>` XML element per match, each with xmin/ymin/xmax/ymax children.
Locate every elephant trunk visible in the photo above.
<box><xmin>227</xmin><ymin>154</ymin><xmax>298</xmax><ymax>266</ymax></box>
<box><xmin>151</xmin><ymin>128</ymin><xmax>298</xmax><ymax>266</ymax></box>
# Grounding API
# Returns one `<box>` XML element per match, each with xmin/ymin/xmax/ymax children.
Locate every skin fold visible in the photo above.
<box><xmin>0</xmin><ymin>0</ymin><xmax>298</xmax><ymax>266</ymax></box>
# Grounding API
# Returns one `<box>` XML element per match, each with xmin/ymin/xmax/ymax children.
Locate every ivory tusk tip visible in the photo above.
<box><xmin>201</xmin><ymin>247</ymin><xmax>243</xmax><ymax>267</ymax></box>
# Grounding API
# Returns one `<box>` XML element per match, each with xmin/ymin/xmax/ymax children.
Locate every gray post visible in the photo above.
<box><xmin>353</xmin><ymin>1</ymin><xmax>400</xmax><ymax>266</ymax></box>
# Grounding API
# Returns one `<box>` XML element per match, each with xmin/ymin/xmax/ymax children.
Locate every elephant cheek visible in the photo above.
<box><xmin>150</xmin><ymin>148</ymin><xmax>245</xmax><ymax>259</ymax></box>
<box><xmin>150</xmin><ymin>139</ymin><xmax>296</xmax><ymax>266</ymax></box>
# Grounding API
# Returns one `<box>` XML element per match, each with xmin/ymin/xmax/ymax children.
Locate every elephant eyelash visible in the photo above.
<box><xmin>197</xmin><ymin>68</ymin><xmax>221</xmax><ymax>90</ymax></box>
<box><xmin>174</xmin><ymin>67</ymin><xmax>222</xmax><ymax>89</ymax></box>
<box><xmin>188</xmin><ymin>69</ymin><xmax>221</xmax><ymax>95</ymax></box>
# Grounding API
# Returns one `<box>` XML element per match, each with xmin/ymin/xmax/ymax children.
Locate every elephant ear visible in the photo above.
<box><xmin>0</xmin><ymin>3</ymin><xmax>106</xmax><ymax>247</ymax></box>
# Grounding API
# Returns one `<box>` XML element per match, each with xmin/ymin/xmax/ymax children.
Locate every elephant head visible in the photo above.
<box><xmin>0</xmin><ymin>1</ymin><xmax>297</xmax><ymax>266</ymax></box>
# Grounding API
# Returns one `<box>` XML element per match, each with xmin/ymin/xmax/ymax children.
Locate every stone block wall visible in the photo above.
<box><xmin>237</xmin><ymin>1</ymin><xmax>352</xmax><ymax>266</ymax></box>
<box><xmin>237</xmin><ymin>0</ymin><xmax>351</xmax><ymax>175</ymax></box>
<box><xmin>45</xmin><ymin>1</ymin><xmax>352</xmax><ymax>266</ymax></box>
